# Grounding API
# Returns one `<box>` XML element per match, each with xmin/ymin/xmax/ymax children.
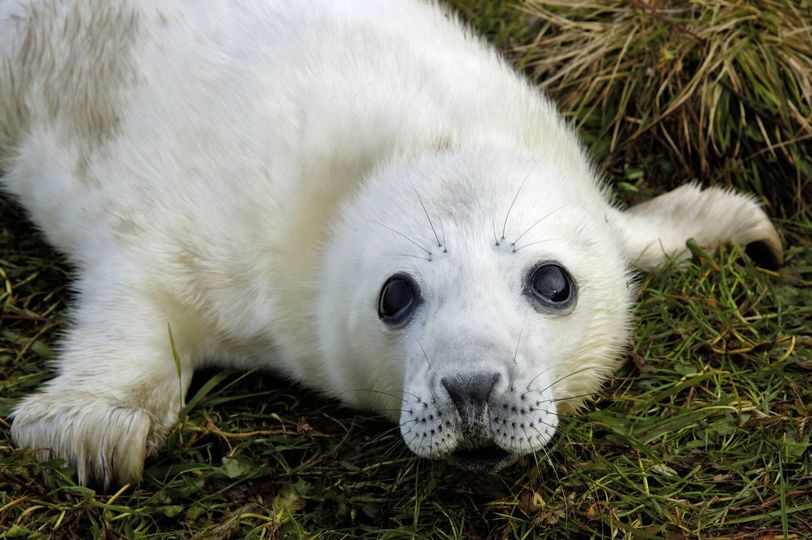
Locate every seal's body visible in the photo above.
<box><xmin>0</xmin><ymin>0</ymin><xmax>782</xmax><ymax>487</ymax></box>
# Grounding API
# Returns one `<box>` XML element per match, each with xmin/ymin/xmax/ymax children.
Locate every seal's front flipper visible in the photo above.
<box><xmin>10</xmin><ymin>273</ymin><xmax>194</xmax><ymax>488</ymax></box>
<box><xmin>608</xmin><ymin>183</ymin><xmax>783</xmax><ymax>271</ymax></box>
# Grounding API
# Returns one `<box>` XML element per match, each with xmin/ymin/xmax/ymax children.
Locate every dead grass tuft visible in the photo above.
<box><xmin>521</xmin><ymin>0</ymin><xmax>812</xmax><ymax>216</ymax></box>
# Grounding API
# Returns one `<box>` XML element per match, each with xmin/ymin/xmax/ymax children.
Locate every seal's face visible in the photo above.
<box><xmin>319</xmin><ymin>150</ymin><xmax>633</xmax><ymax>470</ymax></box>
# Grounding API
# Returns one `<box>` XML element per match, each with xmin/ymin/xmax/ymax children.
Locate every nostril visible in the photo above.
<box><xmin>441</xmin><ymin>372</ymin><xmax>500</xmax><ymax>413</ymax></box>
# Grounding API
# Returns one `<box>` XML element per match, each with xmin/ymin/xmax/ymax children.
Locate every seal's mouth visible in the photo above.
<box><xmin>449</xmin><ymin>444</ymin><xmax>513</xmax><ymax>472</ymax></box>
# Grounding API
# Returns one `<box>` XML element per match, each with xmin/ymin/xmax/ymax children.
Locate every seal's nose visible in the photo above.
<box><xmin>441</xmin><ymin>372</ymin><xmax>500</xmax><ymax>414</ymax></box>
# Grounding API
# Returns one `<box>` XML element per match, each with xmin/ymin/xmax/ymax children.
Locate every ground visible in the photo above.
<box><xmin>1</xmin><ymin>1</ymin><xmax>810</xmax><ymax>538</ymax></box>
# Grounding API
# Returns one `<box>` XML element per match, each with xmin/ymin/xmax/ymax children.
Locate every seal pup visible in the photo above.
<box><xmin>0</xmin><ymin>0</ymin><xmax>782</xmax><ymax>487</ymax></box>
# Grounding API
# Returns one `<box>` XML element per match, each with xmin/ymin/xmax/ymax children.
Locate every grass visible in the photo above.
<box><xmin>517</xmin><ymin>0</ymin><xmax>812</xmax><ymax>218</ymax></box>
<box><xmin>2</xmin><ymin>0</ymin><xmax>811</xmax><ymax>537</ymax></box>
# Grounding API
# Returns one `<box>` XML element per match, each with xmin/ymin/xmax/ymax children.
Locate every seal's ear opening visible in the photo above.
<box><xmin>607</xmin><ymin>183</ymin><xmax>783</xmax><ymax>271</ymax></box>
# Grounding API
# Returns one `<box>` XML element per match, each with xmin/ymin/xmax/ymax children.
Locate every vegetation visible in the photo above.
<box><xmin>2</xmin><ymin>0</ymin><xmax>810</xmax><ymax>537</ymax></box>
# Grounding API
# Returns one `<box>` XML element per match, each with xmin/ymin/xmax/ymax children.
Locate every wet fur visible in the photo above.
<box><xmin>0</xmin><ymin>0</ymin><xmax>782</xmax><ymax>487</ymax></box>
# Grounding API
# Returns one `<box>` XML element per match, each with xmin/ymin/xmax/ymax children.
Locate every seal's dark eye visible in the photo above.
<box><xmin>529</xmin><ymin>263</ymin><xmax>574</xmax><ymax>307</ymax></box>
<box><xmin>378</xmin><ymin>274</ymin><xmax>419</xmax><ymax>324</ymax></box>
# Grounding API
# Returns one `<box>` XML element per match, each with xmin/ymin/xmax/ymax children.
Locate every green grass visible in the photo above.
<box><xmin>2</xmin><ymin>1</ymin><xmax>811</xmax><ymax>537</ymax></box>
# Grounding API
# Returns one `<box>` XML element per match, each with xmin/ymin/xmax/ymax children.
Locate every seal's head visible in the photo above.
<box><xmin>317</xmin><ymin>148</ymin><xmax>782</xmax><ymax>471</ymax></box>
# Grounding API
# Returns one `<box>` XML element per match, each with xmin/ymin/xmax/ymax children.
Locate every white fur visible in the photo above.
<box><xmin>0</xmin><ymin>0</ymin><xmax>781</xmax><ymax>487</ymax></box>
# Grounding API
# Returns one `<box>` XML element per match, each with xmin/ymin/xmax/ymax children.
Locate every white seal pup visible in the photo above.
<box><xmin>0</xmin><ymin>0</ymin><xmax>782</xmax><ymax>487</ymax></box>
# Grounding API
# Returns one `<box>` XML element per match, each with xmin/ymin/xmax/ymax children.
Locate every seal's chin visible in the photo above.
<box><xmin>449</xmin><ymin>444</ymin><xmax>516</xmax><ymax>472</ymax></box>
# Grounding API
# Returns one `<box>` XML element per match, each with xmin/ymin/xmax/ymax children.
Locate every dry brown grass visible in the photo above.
<box><xmin>520</xmin><ymin>0</ymin><xmax>812</xmax><ymax>216</ymax></box>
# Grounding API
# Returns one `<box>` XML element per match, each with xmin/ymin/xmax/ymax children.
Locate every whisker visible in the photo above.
<box><xmin>501</xmin><ymin>169</ymin><xmax>532</xmax><ymax>241</ymax></box>
<box><xmin>534</xmin><ymin>408</ymin><xmax>591</xmax><ymax>422</ymax></box>
<box><xmin>381</xmin><ymin>441</ymin><xmax>403</xmax><ymax>458</ymax></box>
<box><xmin>523</xmin><ymin>361</ymin><xmax>561</xmax><ymax>395</ymax></box>
<box><xmin>379</xmin><ymin>408</ymin><xmax>413</xmax><ymax>414</ymax></box>
<box><xmin>529</xmin><ymin>423</ymin><xmax>548</xmax><ymax>443</ymax></box>
<box><xmin>527</xmin><ymin>413</ymin><xmax>559</xmax><ymax>432</ymax></box>
<box><xmin>531</xmin><ymin>440</ymin><xmax>543</xmax><ymax>483</ymax></box>
<box><xmin>410</xmin><ymin>181</ymin><xmax>442</xmax><ymax>248</ymax></box>
<box><xmin>416</xmin><ymin>339</ymin><xmax>432</xmax><ymax>369</ymax></box>
<box><xmin>510</xmin><ymin>205</ymin><xmax>565</xmax><ymax>246</ymax></box>
<box><xmin>380</xmin><ymin>434</ymin><xmax>411</xmax><ymax>458</ymax></box>
<box><xmin>348</xmin><ymin>388</ymin><xmax>423</xmax><ymax>403</ymax></box>
<box><xmin>523</xmin><ymin>353</ymin><xmax>601</xmax><ymax>398</ymax></box>
<box><xmin>536</xmin><ymin>366</ymin><xmax>600</xmax><ymax>395</ymax></box>
<box><xmin>371</xmin><ymin>220</ymin><xmax>432</xmax><ymax>259</ymax></box>
<box><xmin>344</xmin><ymin>388</ymin><xmax>408</xmax><ymax>404</ymax></box>
<box><xmin>491</xmin><ymin>197</ymin><xmax>500</xmax><ymax>246</ymax></box>
<box><xmin>544</xmin><ymin>392</ymin><xmax>600</xmax><ymax>403</ymax></box>
<box><xmin>357</xmin><ymin>428</ymin><xmax>404</xmax><ymax>452</ymax></box>
<box><xmin>387</xmin><ymin>253</ymin><xmax>432</xmax><ymax>262</ymax></box>
<box><xmin>439</xmin><ymin>219</ymin><xmax>447</xmax><ymax>253</ymax></box>
<box><xmin>373</xmin><ymin>425</ymin><xmax>405</xmax><ymax>438</ymax></box>
<box><xmin>513</xmin><ymin>306</ymin><xmax>529</xmax><ymax>365</ymax></box>
<box><xmin>441</xmin><ymin>437</ymin><xmax>452</xmax><ymax>455</ymax></box>
<box><xmin>544</xmin><ymin>409</ymin><xmax>573</xmax><ymax>418</ymax></box>
<box><xmin>522</xmin><ymin>424</ymin><xmax>535</xmax><ymax>452</ymax></box>
<box><xmin>512</xmin><ymin>238</ymin><xmax>554</xmax><ymax>253</ymax></box>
